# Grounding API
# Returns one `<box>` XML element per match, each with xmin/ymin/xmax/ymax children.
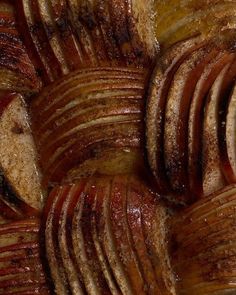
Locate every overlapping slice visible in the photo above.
<box><xmin>0</xmin><ymin>93</ymin><xmax>45</xmax><ymax>212</ymax></box>
<box><xmin>0</xmin><ymin>219</ymin><xmax>50</xmax><ymax>294</ymax></box>
<box><xmin>30</xmin><ymin>67</ymin><xmax>148</xmax><ymax>187</ymax></box>
<box><xmin>170</xmin><ymin>184</ymin><xmax>236</xmax><ymax>294</ymax></box>
<box><xmin>42</xmin><ymin>175</ymin><xmax>175</xmax><ymax>295</ymax></box>
<box><xmin>154</xmin><ymin>0</ymin><xmax>236</xmax><ymax>49</ymax></box>
<box><xmin>146</xmin><ymin>33</ymin><xmax>236</xmax><ymax>203</ymax></box>
<box><xmin>67</xmin><ymin>0</ymin><xmax>157</xmax><ymax>68</ymax></box>
<box><xmin>0</xmin><ymin>1</ymin><xmax>41</xmax><ymax>94</ymax></box>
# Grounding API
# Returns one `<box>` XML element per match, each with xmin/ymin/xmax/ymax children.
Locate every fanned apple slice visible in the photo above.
<box><xmin>126</xmin><ymin>176</ymin><xmax>162</xmax><ymax>294</ymax></box>
<box><xmin>0</xmin><ymin>219</ymin><xmax>49</xmax><ymax>294</ymax></box>
<box><xmin>91</xmin><ymin>185</ymin><xmax>121</xmax><ymax>295</ymax></box>
<box><xmin>141</xmin><ymin>185</ymin><xmax>176</xmax><ymax>295</ymax></box>
<box><xmin>16</xmin><ymin>0</ymin><xmax>63</xmax><ymax>83</ymax></box>
<box><xmin>96</xmin><ymin>177</ymin><xmax>133</xmax><ymax>294</ymax></box>
<box><xmin>37</xmin><ymin>0</ymin><xmax>69</xmax><ymax>75</ymax></box>
<box><xmin>164</xmin><ymin>42</ymin><xmax>218</xmax><ymax>199</ymax></box>
<box><xmin>0</xmin><ymin>1</ymin><xmax>41</xmax><ymax>94</ymax></box>
<box><xmin>220</xmin><ymin>83</ymin><xmax>236</xmax><ymax>182</ymax></box>
<box><xmin>109</xmin><ymin>176</ymin><xmax>146</xmax><ymax>294</ymax></box>
<box><xmin>170</xmin><ymin>184</ymin><xmax>236</xmax><ymax>294</ymax></box>
<box><xmin>50</xmin><ymin>0</ymin><xmax>83</xmax><ymax>71</ymax></box>
<box><xmin>188</xmin><ymin>52</ymin><xmax>234</xmax><ymax>197</ymax></box>
<box><xmin>202</xmin><ymin>64</ymin><xmax>230</xmax><ymax>196</ymax></box>
<box><xmin>67</xmin><ymin>0</ymin><xmax>156</xmax><ymax>67</ymax></box>
<box><xmin>72</xmin><ymin>180</ymin><xmax>111</xmax><ymax>294</ymax></box>
<box><xmin>58</xmin><ymin>184</ymin><xmax>85</xmax><ymax>294</ymax></box>
<box><xmin>30</xmin><ymin>67</ymin><xmax>147</xmax><ymax>186</ymax></box>
<box><xmin>0</xmin><ymin>93</ymin><xmax>45</xmax><ymax>212</ymax></box>
<box><xmin>43</xmin><ymin>186</ymin><xmax>71</xmax><ymax>294</ymax></box>
<box><xmin>146</xmin><ymin>35</ymin><xmax>204</xmax><ymax>194</ymax></box>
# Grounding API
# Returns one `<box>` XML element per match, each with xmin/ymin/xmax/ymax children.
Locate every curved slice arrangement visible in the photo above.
<box><xmin>42</xmin><ymin>176</ymin><xmax>174</xmax><ymax>295</ymax></box>
<box><xmin>146</xmin><ymin>33</ymin><xmax>236</xmax><ymax>204</ymax></box>
<box><xmin>1</xmin><ymin>0</ymin><xmax>236</xmax><ymax>294</ymax></box>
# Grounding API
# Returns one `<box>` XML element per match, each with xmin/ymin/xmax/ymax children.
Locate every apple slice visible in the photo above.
<box><xmin>109</xmin><ymin>175</ymin><xmax>146</xmax><ymax>294</ymax></box>
<box><xmin>57</xmin><ymin>184</ymin><xmax>86</xmax><ymax>294</ymax></box>
<box><xmin>90</xmin><ymin>182</ymin><xmax>121</xmax><ymax>295</ymax></box>
<box><xmin>146</xmin><ymin>35</ymin><xmax>204</xmax><ymax>194</ymax></box>
<box><xmin>30</xmin><ymin>67</ymin><xmax>147</xmax><ymax>186</ymax></box>
<box><xmin>42</xmin><ymin>185</ymin><xmax>71</xmax><ymax>294</ymax></box>
<box><xmin>126</xmin><ymin>176</ymin><xmax>162</xmax><ymax>294</ymax></box>
<box><xmin>95</xmin><ymin>176</ymin><xmax>134</xmax><ymax>294</ymax></box>
<box><xmin>16</xmin><ymin>0</ymin><xmax>63</xmax><ymax>83</ymax></box>
<box><xmin>0</xmin><ymin>1</ymin><xmax>41</xmax><ymax>94</ymax></box>
<box><xmin>141</xmin><ymin>183</ymin><xmax>176</xmax><ymax>295</ymax></box>
<box><xmin>188</xmin><ymin>51</ymin><xmax>234</xmax><ymax>197</ymax></box>
<box><xmin>0</xmin><ymin>93</ymin><xmax>45</xmax><ymax>212</ymax></box>
<box><xmin>164</xmin><ymin>42</ymin><xmax>219</xmax><ymax>200</ymax></box>
<box><xmin>67</xmin><ymin>0</ymin><xmax>156</xmax><ymax>67</ymax></box>
<box><xmin>202</xmin><ymin>64</ymin><xmax>230</xmax><ymax>196</ymax></box>
<box><xmin>170</xmin><ymin>184</ymin><xmax>236</xmax><ymax>294</ymax></box>
<box><xmin>221</xmin><ymin>84</ymin><xmax>236</xmax><ymax>182</ymax></box>
<box><xmin>50</xmin><ymin>0</ymin><xmax>83</xmax><ymax>71</ymax></box>
<box><xmin>72</xmin><ymin>180</ymin><xmax>111</xmax><ymax>294</ymax></box>
<box><xmin>0</xmin><ymin>219</ymin><xmax>49</xmax><ymax>294</ymax></box>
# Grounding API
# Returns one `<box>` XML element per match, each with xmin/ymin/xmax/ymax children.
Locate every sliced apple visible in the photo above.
<box><xmin>67</xmin><ymin>0</ymin><xmax>156</xmax><ymax>67</ymax></box>
<box><xmin>42</xmin><ymin>185</ymin><xmax>71</xmax><ymax>294</ymax></box>
<box><xmin>0</xmin><ymin>1</ymin><xmax>41</xmax><ymax>94</ymax></box>
<box><xmin>90</xmin><ymin>181</ymin><xmax>121</xmax><ymax>295</ymax></box>
<box><xmin>109</xmin><ymin>175</ymin><xmax>146</xmax><ymax>294</ymax></box>
<box><xmin>170</xmin><ymin>184</ymin><xmax>236</xmax><ymax>294</ymax></box>
<box><xmin>146</xmin><ymin>35</ymin><xmax>204</xmax><ymax>194</ymax></box>
<box><xmin>126</xmin><ymin>176</ymin><xmax>162</xmax><ymax>294</ymax></box>
<box><xmin>164</xmin><ymin>43</ymin><xmax>219</xmax><ymax>199</ymax></box>
<box><xmin>72</xmin><ymin>180</ymin><xmax>111</xmax><ymax>294</ymax></box>
<box><xmin>188</xmin><ymin>51</ymin><xmax>234</xmax><ymax>197</ymax></box>
<box><xmin>16</xmin><ymin>0</ymin><xmax>63</xmax><ymax>83</ymax></box>
<box><xmin>202</xmin><ymin>64</ymin><xmax>231</xmax><ymax>196</ymax></box>
<box><xmin>58</xmin><ymin>183</ymin><xmax>86</xmax><ymax>294</ymax></box>
<box><xmin>30</xmin><ymin>67</ymin><xmax>147</xmax><ymax>186</ymax></box>
<box><xmin>0</xmin><ymin>219</ymin><xmax>49</xmax><ymax>294</ymax></box>
<box><xmin>141</xmin><ymin>182</ymin><xmax>176</xmax><ymax>295</ymax></box>
<box><xmin>0</xmin><ymin>93</ymin><xmax>45</xmax><ymax>212</ymax></box>
<box><xmin>50</xmin><ymin>0</ymin><xmax>83</xmax><ymax>71</ymax></box>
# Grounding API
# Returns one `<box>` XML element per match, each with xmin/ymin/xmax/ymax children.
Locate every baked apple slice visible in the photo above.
<box><xmin>0</xmin><ymin>93</ymin><xmax>45</xmax><ymax>212</ymax></box>
<box><xmin>202</xmin><ymin>64</ymin><xmax>231</xmax><ymax>196</ymax></box>
<box><xmin>146</xmin><ymin>35</ymin><xmax>204</xmax><ymax>194</ymax></box>
<box><xmin>16</xmin><ymin>0</ymin><xmax>63</xmax><ymax>83</ymax></box>
<box><xmin>221</xmin><ymin>83</ymin><xmax>236</xmax><ymax>182</ymax></box>
<box><xmin>188</xmin><ymin>51</ymin><xmax>234</xmax><ymax>197</ymax></box>
<box><xmin>164</xmin><ymin>43</ymin><xmax>218</xmax><ymax>199</ymax></box>
<box><xmin>170</xmin><ymin>184</ymin><xmax>236</xmax><ymax>294</ymax></box>
<box><xmin>67</xmin><ymin>0</ymin><xmax>156</xmax><ymax>67</ymax></box>
<box><xmin>0</xmin><ymin>219</ymin><xmax>49</xmax><ymax>294</ymax></box>
<box><xmin>30</xmin><ymin>67</ymin><xmax>147</xmax><ymax>186</ymax></box>
<box><xmin>0</xmin><ymin>1</ymin><xmax>41</xmax><ymax>94</ymax></box>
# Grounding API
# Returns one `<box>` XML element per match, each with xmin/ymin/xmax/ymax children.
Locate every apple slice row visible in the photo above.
<box><xmin>0</xmin><ymin>1</ymin><xmax>41</xmax><ymax>94</ymax></box>
<box><xmin>0</xmin><ymin>93</ymin><xmax>45</xmax><ymax>212</ymax></box>
<box><xmin>30</xmin><ymin>67</ymin><xmax>148</xmax><ymax>186</ymax></box>
<box><xmin>146</xmin><ymin>34</ymin><xmax>236</xmax><ymax>204</ymax></box>
<box><xmin>154</xmin><ymin>0</ymin><xmax>236</xmax><ymax>49</ymax></box>
<box><xmin>0</xmin><ymin>219</ymin><xmax>50</xmax><ymax>294</ymax></box>
<box><xmin>67</xmin><ymin>0</ymin><xmax>157</xmax><ymax>68</ymax></box>
<box><xmin>170</xmin><ymin>184</ymin><xmax>236</xmax><ymax>295</ymax></box>
<box><xmin>42</xmin><ymin>175</ymin><xmax>175</xmax><ymax>294</ymax></box>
